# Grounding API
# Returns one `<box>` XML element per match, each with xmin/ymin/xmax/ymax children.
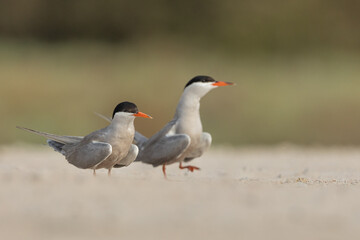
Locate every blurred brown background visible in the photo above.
<box><xmin>1</xmin><ymin>0</ymin><xmax>360</xmax><ymax>145</ymax></box>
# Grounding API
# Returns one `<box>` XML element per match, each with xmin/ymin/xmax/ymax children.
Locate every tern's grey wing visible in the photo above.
<box><xmin>113</xmin><ymin>144</ymin><xmax>139</xmax><ymax>168</ymax></box>
<box><xmin>137</xmin><ymin>134</ymin><xmax>190</xmax><ymax>167</ymax></box>
<box><xmin>63</xmin><ymin>141</ymin><xmax>112</xmax><ymax>169</ymax></box>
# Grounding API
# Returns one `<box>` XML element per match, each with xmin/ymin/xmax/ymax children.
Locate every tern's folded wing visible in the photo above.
<box><xmin>64</xmin><ymin>141</ymin><xmax>112</xmax><ymax>169</ymax></box>
<box><xmin>137</xmin><ymin>134</ymin><xmax>190</xmax><ymax>166</ymax></box>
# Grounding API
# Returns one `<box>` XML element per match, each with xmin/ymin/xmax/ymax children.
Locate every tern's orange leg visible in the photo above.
<box><xmin>162</xmin><ymin>164</ymin><xmax>167</xmax><ymax>179</ymax></box>
<box><xmin>108</xmin><ymin>168</ymin><xmax>112</xmax><ymax>176</ymax></box>
<box><xmin>179</xmin><ymin>162</ymin><xmax>200</xmax><ymax>172</ymax></box>
<box><xmin>93</xmin><ymin>169</ymin><xmax>96</xmax><ymax>176</ymax></box>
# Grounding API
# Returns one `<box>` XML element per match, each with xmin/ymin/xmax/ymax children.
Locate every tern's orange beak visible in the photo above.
<box><xmin>212</xmin><ymin>81</ymin><xmax>234</xmax><ymax>87</ymax></box>
<box><xmin>133</xmin><ymin>111</ymin><xmax>153</xmax><ymax>119</ymax></box>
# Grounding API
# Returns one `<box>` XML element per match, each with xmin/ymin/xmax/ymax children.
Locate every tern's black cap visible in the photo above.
<box><xmin>112</xmin><ymin>101</ymin><xmax>138</xmax><ymax>118</ymax></box>
<box><xmin>184</xmin><ymin>75</ymin><xmax>216</xmax><ymax>89</ymax></box>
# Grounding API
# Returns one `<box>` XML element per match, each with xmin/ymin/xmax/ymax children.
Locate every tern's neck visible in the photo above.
<box><xmin>109</xmin><ymin>115</ymin><xmax>135</xmax><ymax>132</ymax></box>
<box><xmin>174</xmin><ymin>90</ymin><xmax>201</xmax><ymax>119</ymax></box>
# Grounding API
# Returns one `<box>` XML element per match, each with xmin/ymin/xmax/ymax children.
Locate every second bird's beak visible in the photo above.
<box><xmin>133</xmin><ymin>112</ymin><xmax>153</xmax><ymax>119</ymax></box>
<box><xmin>212</xmin><ymin>81</ymin><xmax>234</xmax><ymax>87</ymax></box>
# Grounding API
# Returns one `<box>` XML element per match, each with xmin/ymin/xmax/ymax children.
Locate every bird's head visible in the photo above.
<box><xmin>184</xmin><ymin>75</ymin><xmax>234</xmax><ymax>98</ymax></box>
<box><xmin>112</xmin><ymin>101</ymin><xmax>152</xmax><ymax>119</ymax></box>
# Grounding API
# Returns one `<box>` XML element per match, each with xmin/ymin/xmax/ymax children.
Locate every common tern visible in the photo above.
<box><xmin>97</xmin><ymin>76</ymin><xmax>233</xmax><ymax>178</ymax></box>
<box><xmin>17</xmin><ymin>101</ymin><xmax>152</xmax><ymax>175</ymax></box>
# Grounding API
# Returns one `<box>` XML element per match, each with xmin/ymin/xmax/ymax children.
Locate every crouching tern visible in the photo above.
<box><xmin>97</xmin><ymin>76</ymin><xmax>233</xmax><ymax>178</ymax></box>
<box><xmin>17</xmin><ymin>101</ymin><xmax>152</xmax><ymax>175</ymax></box>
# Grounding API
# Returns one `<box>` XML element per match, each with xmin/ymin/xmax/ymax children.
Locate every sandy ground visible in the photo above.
<box><xmin>1</xmin><ymin>145</ymin><xmax>360</xmax><ymax>240</ymax></box>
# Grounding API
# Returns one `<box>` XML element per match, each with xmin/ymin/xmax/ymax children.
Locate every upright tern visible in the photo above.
<box><xmin>17</xmin><ymin>101</ymin><xmax>152</xmax><ymax>175</ymax></box>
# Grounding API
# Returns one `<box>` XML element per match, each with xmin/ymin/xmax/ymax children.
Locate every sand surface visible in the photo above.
<box><xmin>1</xmin><ymin>145</ymin><xmax>360</xmax><ymax>240</ymax></box>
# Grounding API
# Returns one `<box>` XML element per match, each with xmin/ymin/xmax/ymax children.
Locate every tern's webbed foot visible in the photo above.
<box><xmin>179</xmin><ymin>162</ymin><xmax>200</xmax><ymax>172</ymax></box>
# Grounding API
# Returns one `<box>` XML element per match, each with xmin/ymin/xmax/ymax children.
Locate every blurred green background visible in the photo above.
<box><xmin>2</xmin><ymin>0</ymin><xmax>360</xmax><ymax>145</ymax></box>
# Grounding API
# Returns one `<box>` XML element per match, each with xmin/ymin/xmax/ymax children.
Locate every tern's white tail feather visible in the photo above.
<box><xmin>16</xmin><ymin>126</ymin><xmax>83</xmax><ymax>144</ymax></box>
